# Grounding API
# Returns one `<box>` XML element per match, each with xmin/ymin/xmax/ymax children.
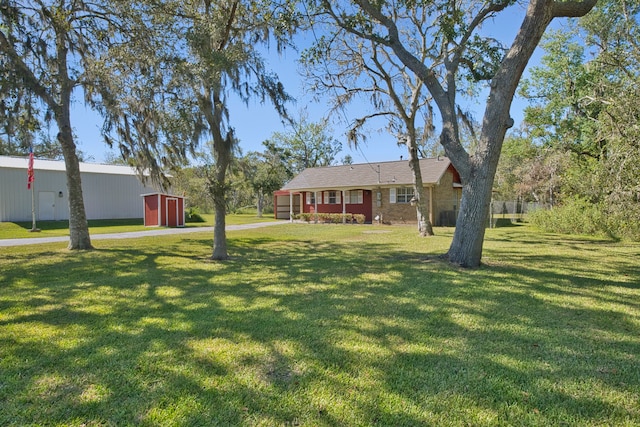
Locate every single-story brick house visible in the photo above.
<box><xmin>275</xmin><ymin>157</ymin><xmax>462</xmax><ymax>226</ymax></box>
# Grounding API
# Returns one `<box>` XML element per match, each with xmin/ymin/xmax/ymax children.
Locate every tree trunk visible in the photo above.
<box><xmin>207</xmin><ymin>83</ymin><xmax>233</xmax><ymax>260</ymax></box>
<box><xmin>196</xmin><ymin>75</ymin><xmax>233</xmax><ymax>261</ymax></box>
<box><xmin>406</xmin><ymin>136</ymin><xmax>434</xmax><ymax>236</ymax></box>
<box><xmin>445</xmin><ymin>163</ymin><xmax>494</xmax><ymax>267</ymax></box>
<box><xmin>3</xmin><ymin>12</ymin><xmax>94</xmax><ymax>250</ymax></box>
<box><xmin>256</xmin><ymin>190</ymin><xmax>264</xmax><ymax>218</ymax></box>
<box><xmin>367</xmin><ymin>0</ymin><xmax>598</xmax><ymax>267</ymax></box>
<box><xmin>57</xmin><ymin>115</ymin><xmax>93</xmax><ymax>250</ymax></box>
<box><xmin>211</xmin><ymin>137</ymin><xmax>231</xmax><ymax>260</ymax></box>
<box><xmin>415</xmin><ymin>202</ymin><xmax>433</xmax><ymax>236</ymax></box>
<box><xmin>212</xmin><ymin>183</ymin><xmax>228</xmax><ymax>260</ymax></box>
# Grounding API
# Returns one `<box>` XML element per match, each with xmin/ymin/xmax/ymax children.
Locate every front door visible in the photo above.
<box><xmin>38</xmin><ymin>191</ymin><xmax>55</xmax><ymax>221</ymax></box>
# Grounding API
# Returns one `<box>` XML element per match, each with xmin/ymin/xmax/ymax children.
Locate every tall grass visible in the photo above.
<box><xmin>0</xmin><ymin>224</ymin><xmax>638</xmax><ymax>426</ymax></box>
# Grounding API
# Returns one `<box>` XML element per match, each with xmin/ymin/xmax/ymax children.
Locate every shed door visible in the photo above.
<box><xmin>167</xmin><ymin>198</ymin><xmax>178</xmax><ymax>227</ymax></box>
<box><xmin>144</xmin><ymin>195</ymin><xmax>159</xmax><ymax>226</ymax></box>
<box><xmin>38</xmin><ymin>191</ymin><xmax>55</xmax><ymax>221</ymax></box>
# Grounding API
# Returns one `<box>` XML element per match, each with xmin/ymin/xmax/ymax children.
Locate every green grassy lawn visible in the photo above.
<box><xmin>0</xmin><ymin>213</ymin><xmax>275</xmax><ymax>239</ymax></box>
<box><xmin>0</xmin><ymin>224</ymin><xmax>638</xmax><ymax>426</ymax></box>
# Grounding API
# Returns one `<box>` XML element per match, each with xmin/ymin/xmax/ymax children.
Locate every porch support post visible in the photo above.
<box><xmin>429</xmin><ymin>186</ymin><xmax>434</xmax><ymax>225</ymax></box>
<box><xmin>289</xmin><ymin>191</ymin><xmax>293</xmax><ymax>222</ymax></box>
<box><xmin>314</xmin><ymin>191</ymin><xmax>318</xmax><ymax>224</ymax></box>
<box><xmin>342</xmin><ymin>190</ymin><xmax>346</xmax><ymax>224</ymax></box>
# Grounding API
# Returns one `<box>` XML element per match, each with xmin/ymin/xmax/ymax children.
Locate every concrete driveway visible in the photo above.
<box><xmin>0</xmin><ymin>221</ymin><xmax>285</xmax><ymax>247</ymax></box>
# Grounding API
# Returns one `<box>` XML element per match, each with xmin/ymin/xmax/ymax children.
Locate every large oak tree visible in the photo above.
<box><xmin>0</xmin><ymin>0</ymin><xmax>122</xmax><ymax>249</ymax></box>
<box><xmin>313</xmin><ymin>0</ymin><xmax>598</xmax><ymax>267</ymax></box>
<box><xmin>92</xmin><ymin>0</ymin><xmax>297</xmax><ymax>260</ymax></box>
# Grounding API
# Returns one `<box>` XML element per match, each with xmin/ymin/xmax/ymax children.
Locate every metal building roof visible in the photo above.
<box><xmin>0</xmin><ymin>155</ymin><xmax>143</xmax><ymax>176</ymax></box>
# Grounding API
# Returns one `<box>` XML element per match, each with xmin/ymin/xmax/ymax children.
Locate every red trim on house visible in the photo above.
<box><xmin>448</xmin><ymin>164</ymin><xmax>462</xmax><ymax>186</ymax></box>
<box><xmin>301</xmin><ymin>190</ymin><xmax>373</xmax><ymax>223</ymax></box>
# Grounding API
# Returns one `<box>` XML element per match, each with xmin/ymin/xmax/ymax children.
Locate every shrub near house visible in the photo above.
<box><xmin>296</xmin><ymin>212</ymin><xmax>366</xmax><ymax>224</ymax></box>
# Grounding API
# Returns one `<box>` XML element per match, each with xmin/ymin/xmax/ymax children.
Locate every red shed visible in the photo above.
<box><xmin>142</xmin><ymin>193</ymin><xmax>186</xmax><ymax>227</ymax></box>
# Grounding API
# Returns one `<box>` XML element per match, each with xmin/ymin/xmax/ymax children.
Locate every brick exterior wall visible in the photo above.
<box><xmin>372</xmin><ymin>168</ymin><xmax>462</xmax><ymax>225</ymax></box>
<box><xmin>372</xmin><ymin>187</ymin><xmax>416</xmax><ymax>224</ymax></box>
<box><xmin>432</xmin><ymin>167</ymin><xmax>462</xmax><ymax>226</ymax></box>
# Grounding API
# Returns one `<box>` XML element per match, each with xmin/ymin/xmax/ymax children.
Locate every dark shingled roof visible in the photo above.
<box><xmin>281</xmin><ymin>157</ymin><xmax>453</xmax><ymax>191</ymax></box>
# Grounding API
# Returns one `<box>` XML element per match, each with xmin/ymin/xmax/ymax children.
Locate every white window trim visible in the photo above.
<box><xmin>323</xmin><ymin>190</ymin><xmax>341</xmax><ymax>204</ymax></box>
<box><xmin>346</xmin><ymin>190</ymin><xmax>363</xmax><ymax>204</ymax></box>
<box><xmin>396</xmin><ymin>187</ymin><xmax>415</xmax><ymax>204</ymax></box>
<box><xmin>306</xmin><ymin>192</ymin><xmax>316</xmax><ymax>205</ymax></box>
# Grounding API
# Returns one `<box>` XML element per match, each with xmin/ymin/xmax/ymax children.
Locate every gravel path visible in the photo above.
<box><xmin>0</xmin><ymin>221</ymin><xmax>285</xmax><ymax>247</ymax></box>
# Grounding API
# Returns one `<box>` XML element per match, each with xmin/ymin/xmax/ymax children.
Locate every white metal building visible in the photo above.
<box><xmin>0</xmin><ymin>155</ymin><xmax>157</xmax><ymax>222</ymax></box>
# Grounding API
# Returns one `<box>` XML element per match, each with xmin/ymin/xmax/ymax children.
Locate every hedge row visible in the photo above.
<box><xmin>296</xmin><ymin>213</ymin><xmax>366</xmax><ymax>224</ymax></box>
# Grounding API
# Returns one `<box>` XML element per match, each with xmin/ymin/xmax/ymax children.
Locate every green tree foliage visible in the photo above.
<box><xmin>0</xmin><ymin>69</ymin><xmax>66</xmax><ymax>159</ymax></box>
<box><xmin>90</xmin><ymin>0</ymin><xmax>298</xmax><ymax>260</ymax></box>
<box><xmin>520</xmin><ymin>0</ymin><xmax>640</xmax><ymax>240</ymax></box>
<box><xmin>0</xmin><ymin>88</ymin><xmax>38</xmax><ymax>154</ymax></box>
<box><xmin>494</xmin><ymin>134</ymin><xmax>539</xmax><ymax>202</ymax></box>
<box><xmin>0</xmin><ymin>0</ymin><xmax>136</xmax><ymax>249</ymax></box>
<box><xmin>495</xmin><ymin>134</ymin><xmax>569</xmax><ymax>207</ymax></box>
<box><xmin>239</xmin><ymin>149</ymin><xmax>289</xmax><ymax>217</ymax></box>
<box><xmin>170</xmin><ymin>166</ymin><xmax>214</xmax><ymax>214</ymax></box>
<box><xmin>263</xmin><ymin>114</ymin><xmax>341</xmax><ymax>175</ymax></box>
<box><xmin>520</xmin><ymin>30</ymin><xmax>604</xmax><ymax>157</ymax></box>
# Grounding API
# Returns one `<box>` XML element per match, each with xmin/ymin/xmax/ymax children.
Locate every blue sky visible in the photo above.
<box><xmin>70</xmin><ymin>3</ymin><xmax>570</xmax><ymax>166</ymax></box>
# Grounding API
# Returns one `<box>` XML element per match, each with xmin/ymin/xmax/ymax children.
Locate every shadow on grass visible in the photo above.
<box><xmin>10</xmin><ymin>218</ymin><xmax>145</xmax><ymax>232</ymax></box>
<box><xmin>0</xmin><ymin>227</ymin><xmax>638</xmax><ymax>425</ymax></box>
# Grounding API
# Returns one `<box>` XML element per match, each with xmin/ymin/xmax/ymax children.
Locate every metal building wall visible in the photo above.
<box><xmin>0</xmin><ymin>168</ymin><xmax>67</xmax><ymax>222</ymax></box>
<box><xmin>1</xmin><ymin>163</ymin><xmax>155</xmax><ymax>222</ymax></box>
<box><xmin>81</xmin><ymin>172</ymin><xmax>153</xmax><ymax>220</ymax></box>
<box><xmin>0</xmin><ymin>167</ymin><xmax>34</xmax><ymax>222</ymax></box>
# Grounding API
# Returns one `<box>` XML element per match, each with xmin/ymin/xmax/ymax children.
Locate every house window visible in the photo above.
<box><xmin>346</xmin><ymin>190</ymin><xmax>363</xmax><ymax>204</ymax></box>
<box><xmin>306</xmin><ymin>192</ymin><xmax>316</xmax><ymax>205</ymax></box>
<box><xmin>396</xmin><ymin>187</ymin><xmax>415</xmax><ymax>203</ymax></box>
<box><xmin>323</xmin><ymin>191</ymin><xmax>341</xmax><ymax>204</ymax></box>
<box><xmin>329</xmin><ymin>191</ymin><xmax>337</xmax><ymax>204</ymax></box>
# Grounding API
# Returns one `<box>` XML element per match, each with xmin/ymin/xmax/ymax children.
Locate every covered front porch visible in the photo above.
<box><xmin>274</xmin><ymin>189</ymin><xmax>373</xmax><ymax>223</ymax></box>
